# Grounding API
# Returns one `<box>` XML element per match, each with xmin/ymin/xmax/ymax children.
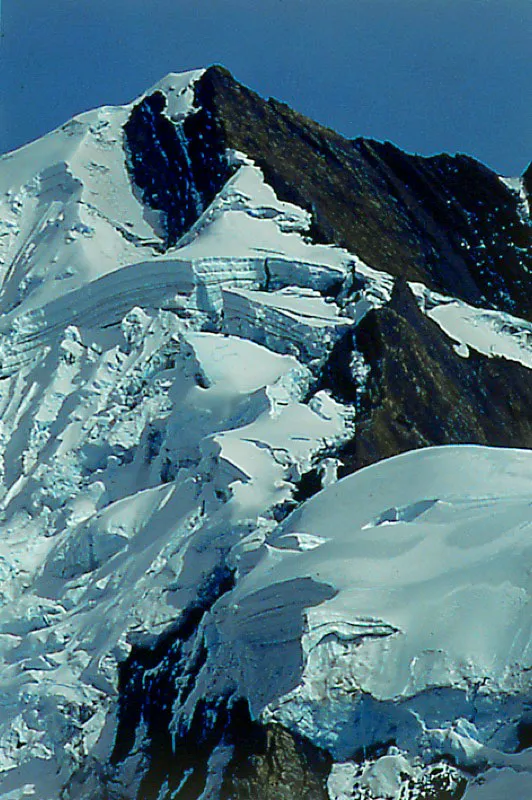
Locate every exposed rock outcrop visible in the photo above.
<box><xmin>181</xmin><ymin>66</ymin><xmax>532</xmax><ymax>319</ymax></box>
<box><xmin>124</xmin><ymin>88</ymin><xmax>233</xmax><ymax>246</ymax></box>
<box><xmin>320</xmin><ymin>278</ymin><xmax>532</xmax><ymax>475</ymax></box>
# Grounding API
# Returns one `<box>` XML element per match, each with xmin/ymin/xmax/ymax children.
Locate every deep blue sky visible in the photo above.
<box><xmin>1</xmin><ymin>0</ymin><xmax>530</xmax><ymax>175</ymax></box>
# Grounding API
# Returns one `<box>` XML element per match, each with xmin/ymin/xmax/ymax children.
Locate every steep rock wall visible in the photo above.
<box><xmin>190</xmin><ymin>66</ymin><xmax>531</xmax><ymax>319</ymax></box>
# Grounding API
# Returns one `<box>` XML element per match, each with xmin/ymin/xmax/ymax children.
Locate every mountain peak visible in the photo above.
<box><xmin>121</xmin><ymin>65</ymin><xmax>532</xmax><ymax>317</ymax></box>
<box><xmin>0</xmin><ymin>67</ymin><xmax>530</xmax><ymax>800</ymax></box>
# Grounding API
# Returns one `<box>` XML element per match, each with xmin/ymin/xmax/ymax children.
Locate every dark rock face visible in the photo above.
<box><xmin>110</xmin><ymin>569</ymin><xmax>335</xmax><ymax>799</ymax></box>
<box><xmin>124</xmin><ymin>90</ymin><xmax>232</xmax><ymax>247</ymax></box>
<box><xmin>189</xmin><ymin>66</ymin><xmax>531</xmax><ymax>319</ymax></box>
<box><xmin>352</xmin><ymin>142</ymin><xmax>530</xmax><ymax>316</ymax></box>
<box><xmin>221</xmin><ymin>723</ymin><xmax>331</xmax><ymax>800</ymax></box>
<box><xmin>325</xmin><ymin>279</ymin><xmax>532</xmax><ymax>475</ymax></box>
<box><xmin>124</xmin><ymin>66</ymin><xmax>531</xmax><ymax>312</ymax></box>
<box><xmin>113</xmin><ymin>653</ymin><xmax>331</xmax><ymax>800</ymax></box>
<box><xmin>136</xmin><ymin>704</ymin><xmax>331</xmax><ymax>800</ymax></box>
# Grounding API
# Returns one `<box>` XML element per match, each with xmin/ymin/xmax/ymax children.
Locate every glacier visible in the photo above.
<box><xmin>0</xmin><ymin>68</ymin><xmax>529</xmax><ymax>799</ymax></box>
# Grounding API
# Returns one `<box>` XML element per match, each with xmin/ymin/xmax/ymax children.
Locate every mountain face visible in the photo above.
<box><xmin>126</xmin><ymin>66</ymin><xmax>532</xmax><ymax>316</ymax></box>
<box><xmin>327</xmin><ymin>277</ymin><xmax>532</xmax><ymax>474</ymax></box>
<box><xmin>0</xmin><ymin>66</ymin><xmax>529</xmax><ymax>800</ymax></box>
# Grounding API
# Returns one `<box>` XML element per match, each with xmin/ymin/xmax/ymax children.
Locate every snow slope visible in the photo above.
<box><xmin>171</xmin><ymin>446</ymin><xmax>531</xmax><ymax>759</ymax></box>
<box><xmin>0</xmin><ymin>71</ymin><xmax>530</xmax><ymax>799</ymax></box>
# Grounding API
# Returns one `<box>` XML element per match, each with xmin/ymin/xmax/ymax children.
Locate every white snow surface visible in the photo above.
<box><xmin>410</xmin><ymin>283</ymin><xmax>532</xmax><ymax>368</ymax></box>
<box><xmin>0</xmin><ymin>71</ymin><xmax>530</xmax><ymax>799</ymax></box>
<box><xmin>144</xmin><ymin>69</ymin><xmax>205</xmax><ymax>121</ymax></box>
<box><xmin>462</xmin><ymin>765</ymin><xmax>532</xmax><ymax>800</ymax></box>
<box><xmin>499</xmin><ymin>174</ymin><xmax>531</xmax><ymax>221</ymax></box>
<box><xmin>181</xmin><ymin>446</ymin><xmax>532</xmax><ymax>761</ymax></box>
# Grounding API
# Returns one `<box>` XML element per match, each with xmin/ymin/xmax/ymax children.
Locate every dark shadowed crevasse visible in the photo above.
<box><xmin>318</xmin><ymin>278</ymin><xmax>532</xmax><ymax>477</ymax></box>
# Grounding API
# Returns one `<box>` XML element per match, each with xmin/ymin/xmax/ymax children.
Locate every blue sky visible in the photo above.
<box><xmin>1</xmin><ymin>0</ymin><xmax>530</xmax><ymax>175</ymax></box>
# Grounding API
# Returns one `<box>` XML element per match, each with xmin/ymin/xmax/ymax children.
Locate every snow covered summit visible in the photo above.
<box><xmin>0</xmin><ymin>67</ymin><xmax>530</xmax><ymax>799</ymax></box>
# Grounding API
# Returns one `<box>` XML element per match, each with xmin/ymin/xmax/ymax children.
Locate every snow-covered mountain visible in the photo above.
<box><xmin>0</xmin><ymin>66</ymin><xmax>530</xmax><ymax>800</ymax></box>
